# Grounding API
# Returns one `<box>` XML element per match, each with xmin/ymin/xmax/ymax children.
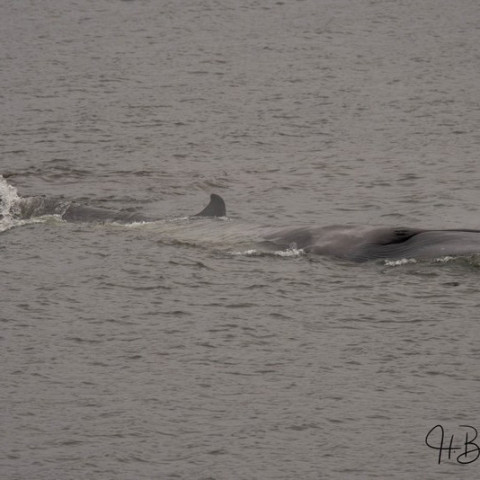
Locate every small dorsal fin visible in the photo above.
<box><xmin>194</xmin><ymin>194</ymin><xmax>226</xmax><ymax>217</ymax></box>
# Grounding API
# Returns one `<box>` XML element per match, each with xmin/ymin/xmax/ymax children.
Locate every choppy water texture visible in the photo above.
<box><xmin>2</xmin><ymin>1</ymin><xmax>480</xmax><ymax>479</ymax></box>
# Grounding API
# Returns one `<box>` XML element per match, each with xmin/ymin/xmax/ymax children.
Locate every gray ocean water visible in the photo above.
<box><xmin>2</xmin><ymin>0</ymin><xmax>480</xmax><ymax>478</ymax></box>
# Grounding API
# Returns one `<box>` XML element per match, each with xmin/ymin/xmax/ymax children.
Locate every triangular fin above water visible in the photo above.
<box><xmin>194</xmin><ymin>194</ymin><xmax>226</xmax><ymax>217</ymax></box>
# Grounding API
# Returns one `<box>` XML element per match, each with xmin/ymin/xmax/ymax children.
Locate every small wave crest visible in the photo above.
<box><xmin>383</xmin><ymin>258</ymin><xmax>417</xmax><ymax>266</ymax></box>
<box><xmin>433</xmin><ymin>256</ymin><xmax>456</xmax><ymax>263</ymax></box>
<box><xmin>434</xmin><ymin>254</ymin><xmax>480</xmax><ymax>267</ymax></box>
<box><xmin>231</xmin><ymin>247</ymin><xmax>305</xmax><ymax>258</ymax></box>
<box><xmin>231</xmin><ymin>249</ymin><xmax>260</xmax><ymax>256</ymax></box>
<box><xmin>384</xmin><ymin>254</ymin><xmax>480</xmax><ymax>267</ymax></box>
<box><xmin>383</xmin><ymin>256</ymin><xmax>461</xmax><ymax>266</ymax></box>
<box><xmin>274</xmin><ymin>247</ymin><xmax>305</xmax><ymax>257</ymax></box>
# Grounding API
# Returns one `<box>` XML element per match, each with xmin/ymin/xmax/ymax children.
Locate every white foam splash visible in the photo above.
<box><xmin>274</xmin><ymin>247</ymin><xmax>305</xmax><ymax>257</ymax></box>
<box><xmin>433</xmin><ymin>256</ymin><xmax>456</xmax><ymax>263</ymax></box>
<box><xmin>115</xmin><ymin>220</ymin><xmax>154</xmax><ymax>228</ymax></box>
<box><xmin>231</xmin><ymin>247</ymin><xmax>305</xmax><ymax>258</ymax></box>
<box><xmin>384</xmin><ymin>258</ymin><xmax>417</xmax><ymax>266</ymax></box>
<box><xmin>0</xmin><ymin>175</ymin><xmax>22</xmax><ymax>232</ymax></box>
<box><xmin>231</xmin><ymin>249</ymin><xmax>258</xmax><ymax>256</ymax></box>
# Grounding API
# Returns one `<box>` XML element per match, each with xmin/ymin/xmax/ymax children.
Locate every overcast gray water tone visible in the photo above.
<box><xmin>2</xmin><ymin>1</ymin><xmax>480</xmax><ymax>479</ymax></box>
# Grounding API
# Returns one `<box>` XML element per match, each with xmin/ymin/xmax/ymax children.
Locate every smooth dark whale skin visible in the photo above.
<box><xmin>12</xmin><ymin>192</ymin><xmax>226</xmax><ymax>223</ymax></box>
<box><xmin>61</xmin><ymin>193</ymin><xmax>226</xmax><ymax>222</ymax></box>
<box><xmin>264</xmin><ymin>225</ymin><xmax>480</xmax><ymax>261</ymax></box>
<box><xmin>11</xmin><ymin>192</ymin><xmax>480</xmax><ymax>261</ymax></box>
<box><xmin>193</xmin><ymin>193</ymin><xmax>226</xmax><ymax>217</ymax></box>
<box><xmin>62</xmin><ymin>204</ymin><xmax>149</xmax><ymax>223</ymax></box>
<box><xmin>8</xmin><ymin>191</ymin><xmax>227</xmax><ymax>224</ymax></box>
<box><xmin>13</xmin><ymin>196</ymin><xmax>150</xmax><ymax>223</ymax></box>
<box><xmin>63</xmin><ymin>193</ymin><xmax>226</xmax><ymax>222</ymax></box>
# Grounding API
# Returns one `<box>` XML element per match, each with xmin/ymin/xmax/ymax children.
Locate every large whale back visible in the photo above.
<box><xmin>265</xmin><ymin>225</ymin><xmax>415</xmax><ymax>259</ymax></box>
<box><xmin>265</xmin><ymin>225</ymin><xmax>480</xmax><ymax>261</ymax></box>
<box><xmin>6</xmin><ymin>187</ymin><xmax>480</xmax><ymax>261</ymax></box>
<box><xmin>350</xmin><ymin>230</ymin><xmax>480</xmax><ymax>262</ymax></box>
<box><xmin>6</xmin><ymin>190</ymin><xmax>226</xmax><ymax>224</ymax></box>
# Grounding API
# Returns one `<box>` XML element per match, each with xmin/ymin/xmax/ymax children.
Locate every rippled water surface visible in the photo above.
<box><xmin>2</xmin><ymin>1</ymin><xmax>480</xmax><ymax>479</ymax></box>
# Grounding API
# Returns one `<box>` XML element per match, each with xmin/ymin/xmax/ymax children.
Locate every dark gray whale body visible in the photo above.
<box><xmin>198</xmin><ymin>194</ymin><xmax>480</xmax><ymax>261</ymax></box>
<box><xmin>60</xmin><ymin>193</ymin><xmax>226</xmax><ymax>222</ymax></box>
<box><xmin>13</xmin><ymin>193</ymin><xmax>226</xmax><ymax>224</ymax></box>
<box><xmin>264</xmin><ymin>225</ymin><xmax>480</xmax><ymax>262</ymax></box>
<box><xmin>10</xmin><ymin>191</ymin><xmax>480</xmax><ymax>261</ymax></box>
<box><xmin>62</xmin><ymin>193</ymin><xmax>226</xmax><ymax>222</ymax></box>
<box><xmin>13</xmin><ymin>196</ymin><xmax>150</xmax><ymax>224</ymax></box>
<box><xmin>193</xmin><ymin>193</ymin><xmax>226</xmax><ymax>218</ymax></box>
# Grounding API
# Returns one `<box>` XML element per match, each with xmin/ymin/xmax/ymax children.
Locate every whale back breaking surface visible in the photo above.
<box><xmin>333</xmin><ymin>230</ymin><xmax>480</xmax><ymax>261</ymax></box>
<box><xmin>265</xmin><ymin>224</ymin><xmax>480</xmax><ymax>261</ymax></box>
<box><xmin>3</xmin><ymin>180</ymin><xmax>480</xmax><ymax>262</ymax></box>
<box><xmin>62</xmin><ymin>204</ymin><xmax>149</xmax><ymax>223</ymax></box>
<box><xmin>264</xmin><ymin>225</ymin><xmax>423</xmax><ymax>259</ymax></box>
